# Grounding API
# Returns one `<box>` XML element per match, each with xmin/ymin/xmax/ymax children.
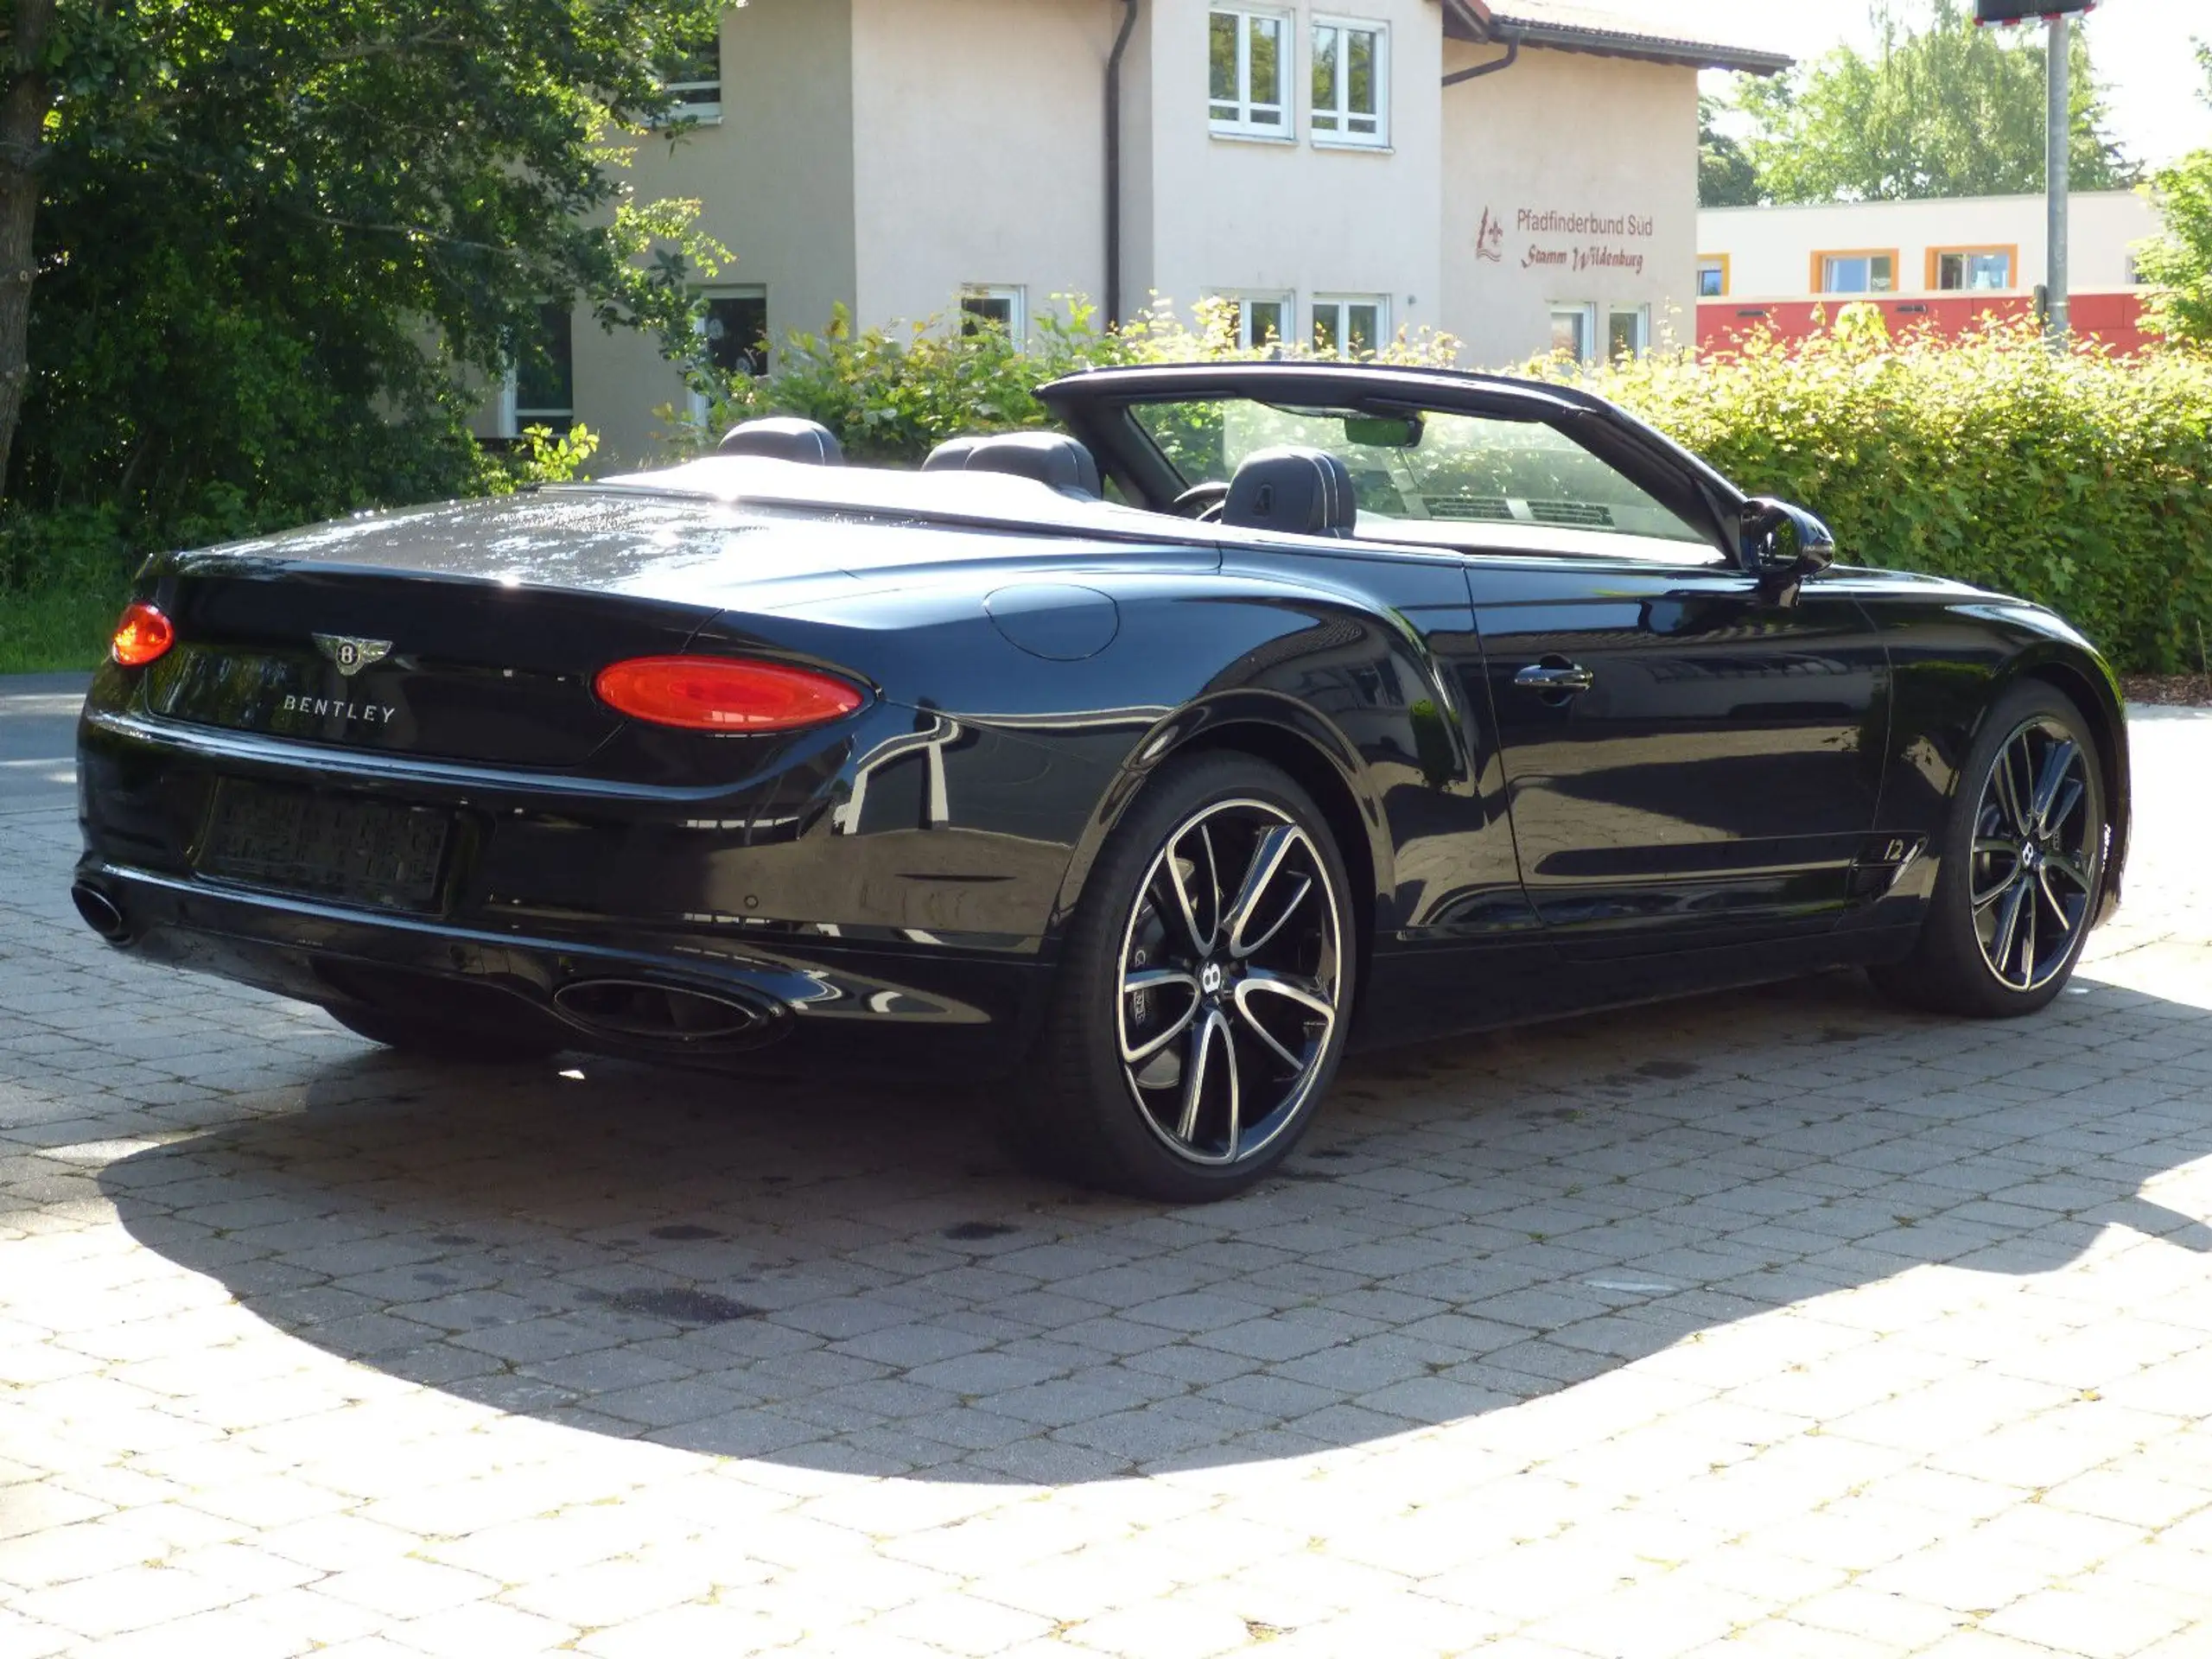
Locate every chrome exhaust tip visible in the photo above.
<box><xmin>70</xmin><ymin>882</ymin><xmax>130</xmax><ymax>944</ymax></box>
<box><xmin>552</xmin><ymin>978</ymin><xmax>778</xmax><ymax>1046</ymax></box>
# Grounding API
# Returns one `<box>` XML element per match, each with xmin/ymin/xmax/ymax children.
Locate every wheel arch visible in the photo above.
<box><xmin>1999</xmin><ymin>648</ymin><xmax>2132</xmax><ymax>925</ymax></box>
<box><xmin>1047</xmin><ymin>694</ymin><xmax>1392</xmax><ymax>1010</ymax></box>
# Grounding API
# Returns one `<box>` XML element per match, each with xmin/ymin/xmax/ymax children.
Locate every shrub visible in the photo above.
<box><xmin>1551</xmin><ymin>308</ymin><xmax>2212</xmax><ymax>675</ymax></box>
<box><xmin>674</xmin><ymin>296</ymin><xmax>1463</xmax><ymax>464</ymax></box>
<box><xmin>692</xmin><ymin>295</ymin><xmax>2210</xmax><ymax>673</ymax></box>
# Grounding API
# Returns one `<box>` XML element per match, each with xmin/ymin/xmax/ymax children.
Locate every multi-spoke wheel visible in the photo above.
<box><xmin>1873</xmin><ymin>683</ymin><xmax>2107</xmax><ymax>1019</ymax></box>
<box><xmin>1018</xmin><ymin>753</ymin><xmax>1356</xmax><ymax>1200</ymax></box>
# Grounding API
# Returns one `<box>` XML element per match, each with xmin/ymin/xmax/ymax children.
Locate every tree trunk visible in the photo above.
<box><xmin>0</xmin><ymin>0</ymin><xmax>60</xmax><ymax>502</ymax></box>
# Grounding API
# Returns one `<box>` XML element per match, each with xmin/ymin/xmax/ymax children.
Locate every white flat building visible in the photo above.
<box><xmin>500</xmin><ymin>0</ymin><xmax>1787</xmax><ymax>465</ymax></box>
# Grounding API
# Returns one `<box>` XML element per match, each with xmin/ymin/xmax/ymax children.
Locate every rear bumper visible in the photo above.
<box><xmin>74</xmin><ymin>860</ymin><xmax>1052</xmax><ymax>1073</ymax></box>
<box><xmin>73</xmin><ymin>693</ymin><xmax>1068</xmax><ymax>1074</ymax></box>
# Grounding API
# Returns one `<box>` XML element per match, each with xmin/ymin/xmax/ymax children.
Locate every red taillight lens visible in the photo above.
<box><xmin>110</xmin><ymin>602</ymin><xmax>175</xmax><ymax>668</ymax></box>
<box><xmin>594</xmin><ymin>655</ymin><xmax>867</xmax><ymax>732</ymax></box>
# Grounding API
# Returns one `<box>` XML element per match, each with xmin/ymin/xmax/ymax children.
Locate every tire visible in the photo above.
<box><xmin>326</xmin><ymin>1004</ymin><xmax>560</xmax><ymax>1065</ymax></box>
<box><xmin>1871</xmin><ymin>681</ymin><xmax>2107</xmax><ymax>1020</ymax></box>
<box><xmin>1015</xmin><ymin>752</ymin><xmax>1358</xmax><ymax>1202</ymax></box>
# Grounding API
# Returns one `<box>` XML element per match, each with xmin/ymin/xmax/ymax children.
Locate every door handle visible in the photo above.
<box><xmin>1515</xmin><ymin>660</ymin><xmax>1595</xmax><ymax>695</ymax></box>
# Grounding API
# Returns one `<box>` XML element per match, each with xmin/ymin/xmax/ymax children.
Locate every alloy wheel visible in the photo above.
<box><xmin>1116</xmin><ymin>798</ymin><xmax>1345</xmax><ymax>1167</ymax></box>
<box><xmin>1969</xmin><ymin>716</ymin><xmax>2100</xmax><ymax>994</ymax></box>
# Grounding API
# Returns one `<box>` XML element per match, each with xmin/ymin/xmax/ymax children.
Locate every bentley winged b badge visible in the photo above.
<box><xmin>313</xmin><ymin>634</ymin><xmax>393</xmax><ymax>677</ymax></box>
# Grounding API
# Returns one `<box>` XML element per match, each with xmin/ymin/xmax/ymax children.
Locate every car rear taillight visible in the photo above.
<box><xmin>594</xmin><ymin>655</ymin><xmax>868</xmax><ymax>733</ymax></box>
<box><xmin>110</xmin><ymin>602</ymin><xmax>175</xmax><ymax>668</ymax></box>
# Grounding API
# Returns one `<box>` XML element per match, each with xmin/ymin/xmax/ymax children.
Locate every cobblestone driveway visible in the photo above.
<box><xmin>4</xmin><ymin>700</ymin><xmax>2211</xmax><ymax>1658</ymax></box>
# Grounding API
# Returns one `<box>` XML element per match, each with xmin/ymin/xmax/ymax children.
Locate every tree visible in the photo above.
<box><xmin>2136</xmin><ymin>47</ymin><xmax>2212</xmax><ymax>346</ymax></box>
<box><xmin>1</xmin><ymin>0</ymin><xmax>727</xmax><ymax>534</ymax></box>
<box><xmin>1699</xmin><ymin>95</ymin><xmax>1761</xmax><ymax>208</ymax></box>
<box><xmin>1739</xmin><ymin>0</ymin><xmax>2138</xmax><ymax>204</ymax></box>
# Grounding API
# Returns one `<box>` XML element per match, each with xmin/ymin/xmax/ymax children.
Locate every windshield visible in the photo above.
<box><xmin>1131</xmin><ymin>397</ymin><xmax>1712</xmax><ymax>548</ymax></box>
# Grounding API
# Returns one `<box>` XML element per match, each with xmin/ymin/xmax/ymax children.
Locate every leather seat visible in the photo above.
<box><xmin>717</xmin><ymin>417</ymin><xmax>844</xmax><ymax>464</ymax></box>
<box><xmin>1222</xmin><ymin>447</ymin><xmax>1358</xmax><ymax>537</ymax></box>
<box><xmin>922</xmin><ymin>433</ymin><xmax>1103</xmax><ymax>498</ymax></box>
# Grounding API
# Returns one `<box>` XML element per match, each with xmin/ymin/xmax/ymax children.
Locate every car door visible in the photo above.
<box><xmin>1468</xmin><ymin>553</ymin><xmax>1889</xmax><ymax>957</ymax></box>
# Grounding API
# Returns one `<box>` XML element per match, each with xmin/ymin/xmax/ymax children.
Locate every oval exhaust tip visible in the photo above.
<box><xmin>553</xmin><ymin>979</ymin><xmax>772</xmax><ymax>1045</ymax></box>
<box><xmin>71</xmin><ymin>882</ymin><xmax>130</xmax><ymax>944</ymax></box>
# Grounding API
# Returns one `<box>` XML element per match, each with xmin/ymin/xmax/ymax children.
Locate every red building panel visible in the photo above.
<box><xmin>1696</xmin><ymin>289</ymin><xmax>2153</xmax><ymax>358</ymax></box>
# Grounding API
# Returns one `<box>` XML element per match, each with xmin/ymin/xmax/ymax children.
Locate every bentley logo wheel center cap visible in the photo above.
<box><xmin>1200</xmin><ymin>961</ymin><xmax>1226</xmax><ymax>996</ymax></box>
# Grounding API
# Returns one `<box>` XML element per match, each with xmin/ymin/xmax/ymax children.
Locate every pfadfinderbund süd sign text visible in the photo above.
<box><xmin>1478</xmin><ymin>207</ymin><xmax>1656</xmax><ymax>277</ymax></box>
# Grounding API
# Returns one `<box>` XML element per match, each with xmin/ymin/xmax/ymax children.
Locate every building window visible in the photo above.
<box><xmin>1211</xmin><ymin>292</ymin><xmax>1293</xmax><ymax>350</ymax></box>
<box><xmin>1312</xmin><ymin>18</ymin><xmax>1386</xmax><ymax>147</ymax></box>
<box><xmin>1607</xmin><ymin>306</ymin><xmax>1649</xmax><ymax>360</ymax></box>
<box><xmin>1815</xmin><ymin>251</ymin><xmax>1897</xmax><ymax>295</ymax></box>
<box><xmin>703</xmin><ymin>291</ymin><xmax>768</xmax><ymax>378</ymax></box>
<box><xmin>1548</xmin><ymin>304</ymin><xmax>1595</xmax><ymax>363</ymax></box>
<box><xmin>1313</xmin><ymin>295</ymin><xmax>1387</xmax><ymax>357</ymax></box>
<box><xmin>1696</xmin><ymin>255</ymin><xmax>1729</xmax><ymax>298</ymax></box>
<box><xmin>660</xmin><ymin>22</ymin><xmax>722</xmax><ymax>124</ymax></box>
<box><xmin>1930</xmin><ymin>246</ymin><xmax>2016</xmax><ymax>292</ymax></box>
<box><xmin>510</xmin><ymin>302</ymin><xmax>575</xmax><ymax>434</ymax></box>
<box><xmin>959</xmin><ymin>285</ymin><xmax>1027</xmax><ymax>341</ymax></box>
<box><xmin>1210</xmin><ymin>9</ymin><xmax>1289</xmax><ymax>138</ymax></box>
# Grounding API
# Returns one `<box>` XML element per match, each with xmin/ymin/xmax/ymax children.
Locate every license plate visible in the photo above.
<box><xmin>197</xmin><ymin>783</ymin><xmax>452</xmax><ymax>912</ymax></box>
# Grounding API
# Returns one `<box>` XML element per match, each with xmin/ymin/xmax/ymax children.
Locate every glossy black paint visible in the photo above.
<box><xmin>75</xmin><ymin>363</ymin><xmax>2131</xmax><ymax>1077</ymax></box>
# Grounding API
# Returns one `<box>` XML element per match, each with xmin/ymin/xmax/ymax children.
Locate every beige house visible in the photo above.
<box><xmin>507</xmin><ymin>0</ymin><xmax>1786</xmax><ymax>467</ymax></box>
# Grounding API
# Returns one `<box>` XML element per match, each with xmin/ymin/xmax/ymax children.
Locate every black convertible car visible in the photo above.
<box><xmin>74</xmin><ymin>362</ymin><xmax>2128</xmax><ymax>1199</ymax></box>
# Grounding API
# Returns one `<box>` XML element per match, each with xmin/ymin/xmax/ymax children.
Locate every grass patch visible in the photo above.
<box><xmin>0</xmin><ymin>581</ymin><xmax>124</xmax><ymax>674</ymax></box>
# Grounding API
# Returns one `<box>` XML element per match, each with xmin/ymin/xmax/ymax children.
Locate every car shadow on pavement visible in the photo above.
<box><xmin>99</xmin><ymin>969</ymin><xmax>2212</xmax><ymax>1484</ymax></box>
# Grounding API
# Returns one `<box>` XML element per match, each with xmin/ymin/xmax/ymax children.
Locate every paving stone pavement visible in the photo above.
<box><xmin>3</xmin><ymin>701</ymin><xmax>2211</xmax><ymax>1657</ymax></box>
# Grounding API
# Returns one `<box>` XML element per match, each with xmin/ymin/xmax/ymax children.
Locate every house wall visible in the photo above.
<box><xmin>564</xmin><ymin>0</ymin><xmax>860</xmax><ymax>469</ymax></box>
<box><xmin>1128</xmin><ymin>0</ymin><xmax>1446</xmax><ymax>347</ymax></box>
<box><xmin>1697</xmin><ymin>190</ymin><xmax>2158</xmax><ymax>300</ymax></box>
<box><xmin>1439</xmin><ymin>42</ymin><xmax>1700</xmax><ymax>368</ymax></box>
<box><xmin>849</xmin><ymin>0</ymin><xmax>1117</xmax><ymax>334</ymax></box>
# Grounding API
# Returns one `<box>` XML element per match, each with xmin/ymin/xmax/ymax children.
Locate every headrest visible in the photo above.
<box><xmin>717</xmin><ymin>417</ymin><xmax>843</xmax><ymax>464</ymax></box>
<box><xmin>1222</xmin><ymin>446</ymin><xmax>1358</xmax><ymax>538</ymax></box>
<box><xmin>921</xmin><ymin>432</ymin><xmax>1102</xmax><ymax>498</ymax></box>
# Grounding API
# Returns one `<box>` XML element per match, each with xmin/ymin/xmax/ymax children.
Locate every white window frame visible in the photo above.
<box><xmin>1606</xmin><ymin>305</ymin><xmax>1650</xmax><ymax>361</ymax></box>
<box><xmin>1310</xmin><ymin>16</ymin><xmax>1388</xmax><ymax>149</ymax></box>
<box><xmin>1548</xmin><ymin>303</ymin><xmax>1597</xmax><ymax>365</ymax></box>
<box><xmin>1208</xmin><ymin>290</ymin><xmax>1294</xmax><ymax>350</ymax></box>
<box><xmin>1312</xmin><ymin>294</ymin><xmax>1389</xmax><ymax>357</ymax></box>
<box><xmin>1210</xmin><ymin>8</ymin><xmax>1294</xmax><ymax>141</ymax></box>
<box><xmin>506</xmin><ymin>302</ymin><xmax>575</xmax><ymax>436</ymax></box>
<box><xmin>1820</xmin><ymin>253</ymin><xmax>1896</xmax><ymax>296</ymax></box>
<box><xmin>688</xmin><ymin>285</ymin><xmax>770</xmax><ymax>422</ymax></box>
<box><xmin>655</xmin><ymin>13</ymin><xmax>723</xmax><ymax>125</ymax></box>
<box><xmin>958</xmin><ymin>284</ymin><xmax>1027</xmax><ymax>344</ymax></box>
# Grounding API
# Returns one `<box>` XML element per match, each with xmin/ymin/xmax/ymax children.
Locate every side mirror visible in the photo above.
<box><xmin>1739</xmin><ymin>497</ymin><xmax>1837</xmax><ymax>598</ymax></box>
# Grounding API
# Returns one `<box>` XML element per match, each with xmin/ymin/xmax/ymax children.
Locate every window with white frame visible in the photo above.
<box><xmin>1210</xmin><ymin>9</ymin><xmax>1289</xmax><ymax>137</ymax></box>
<box><xmin>1311</xmin><ymin>18</ymin><xmax>1386</xmax><ymax>146</ymax></box>
<box><xmin>959</xmin><ymin>285</ymin><xmax>1027</xmax><ymax>342</ymax></box>
<box><xmin>1313</xmin><ymin>295</ymin><xmax>1388</xmax><ymax>357</ymax></box>
<box><xmin>1211</xmin><ymin>292</ymin><xmax>1293</xmax><ymax>350</ymax></box>
<box><xmin>1607</xmin><ymin>306</ymin><xmax>1649</xmax><ymax>361</ymax></box>
<box><xmin>658</xmin><ymin>20</ymin><xmax>722</xmax><ymax>124</ymax></box>
<box><xmin>506</xmin><ymin>302</ymin><xmax>575</xmax><ymax>435</ymax></box>
<box><xmin>1548</xmin><ymin>304</ymin><xmax>1595</xmax><ymax>364</ymax></box>
<box><xmin>689</xmin><ymin>289</ymin><xmax>769</xmax><ymax>422</ymax></box>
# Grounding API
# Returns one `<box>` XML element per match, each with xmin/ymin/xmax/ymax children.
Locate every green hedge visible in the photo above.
<box><xmin>1564</xmin><ymin>308</ymin><xmax>2212</xmax><ymax>677</ymax></box>
<box><xmin>701</xmin><ymin>300</ymin><xmax>2212</xmax><ymax>676</ymax></box>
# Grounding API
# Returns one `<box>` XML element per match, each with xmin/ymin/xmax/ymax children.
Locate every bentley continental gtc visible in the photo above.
<box><xmin>73</xmin><ymin>362</ymin><xmax>2129</xmax><ymax>1199</ymax></box>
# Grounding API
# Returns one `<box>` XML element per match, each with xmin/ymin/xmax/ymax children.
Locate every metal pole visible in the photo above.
<box><xmin>2046</xmin><ymin>14</ymin><xmax>2070</xmax><ymax>341</ymax></box>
